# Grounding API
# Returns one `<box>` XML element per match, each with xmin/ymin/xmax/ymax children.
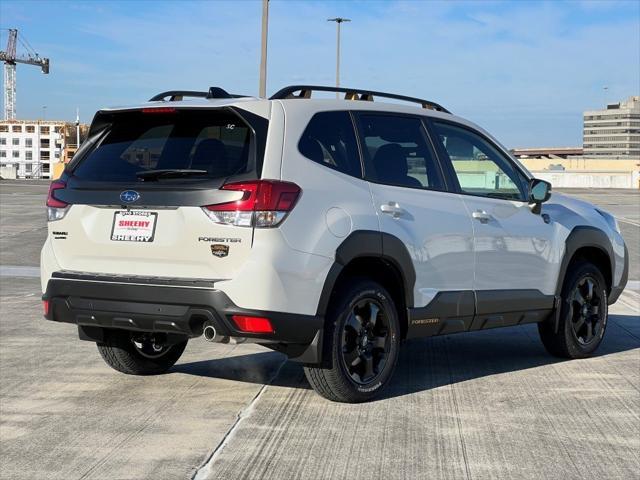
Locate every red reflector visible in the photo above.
<box><xmin>46</xmin><ymin>181</ymin><xmax>68</xmax><ymax>208</ymax></box>
<box><xmin>231</xmin><ymin>315</ymin><xmax>274</xmax><ymax>334</ymax></box>
<box><xmin>141</xmin><ymin>107</ymin><xmax>176</xmax><ymax>114</ymax></box>
<box><xmin>43</xmin><ymin>300</ymin><xmax>50</xmax><ymax>316</ymax></box>
<box><xmin>205</xmin><ymin>180</ymin><xmax>301</xmax><ymax>212</ymax></box>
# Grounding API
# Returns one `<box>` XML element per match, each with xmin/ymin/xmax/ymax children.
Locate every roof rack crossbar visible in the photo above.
<box><xmin>269</xmin><ymin>85</ymin><xmax>450</xmax><ymax>113</ymax></box>
<box><xmin>149</xmin><ymin>87</ymin><xmax>246</xmax><ymax>102</ymax></box>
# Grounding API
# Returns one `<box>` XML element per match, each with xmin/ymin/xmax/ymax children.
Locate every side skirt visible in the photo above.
<box><xmin>407</xmin><ymin>289</ymin><xmax>555</xmax><ymax>339</ymax></box>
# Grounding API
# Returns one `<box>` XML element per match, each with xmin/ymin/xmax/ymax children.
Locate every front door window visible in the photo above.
<box><xmin>432</xmin><ymin>122</ymin><xmax>525</xmax><ymax>201</ymax></box>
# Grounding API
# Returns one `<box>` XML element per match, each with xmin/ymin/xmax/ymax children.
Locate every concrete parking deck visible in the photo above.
<box><xmin>0</xmin><ymin>182</ymin><xmax>638</xmax><ymax>480</ymax></box>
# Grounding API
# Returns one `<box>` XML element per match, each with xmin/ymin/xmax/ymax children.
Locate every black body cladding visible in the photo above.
<box><xmin>43</xmin><ymin>273</ymin><xmax>323</xmax><ymax>363</ymax></box>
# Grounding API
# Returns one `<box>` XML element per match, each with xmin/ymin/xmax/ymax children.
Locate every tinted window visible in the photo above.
<box><xmin>73</xmin><ymin>110</ymin><xmax>253</xmax><ymax>182</ymax></box>
<box><xmin>298</xmin><ymin>111</ymin><xmax>362</xmax><ymax>178</ymax></box>
<box><xmin>432</xmin><ymin>122</ymin><xmax>525</xmax><ymax>200</ymax></box>
<box><xmin>358</xmin><ymin>114</ymin><xmax>444</xmax><ymax>190</ymax></box>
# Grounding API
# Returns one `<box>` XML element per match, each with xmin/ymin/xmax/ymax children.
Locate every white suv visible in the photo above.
<box><xmin>41</xmin><ymin>85</ymin><xmax>628</xmax><ymax>402</ymax></box>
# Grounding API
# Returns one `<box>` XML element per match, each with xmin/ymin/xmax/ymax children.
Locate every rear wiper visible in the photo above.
<box><xmin>136</xmin><ymin>169</ymin><xmax>208</xmax><ymax>180</ymax></box>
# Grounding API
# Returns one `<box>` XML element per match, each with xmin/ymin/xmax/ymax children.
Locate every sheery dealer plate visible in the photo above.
<box><xmin>111</xmin><ymin>210</ymin><xmax>158</xmax><ymax>242</ymax></box>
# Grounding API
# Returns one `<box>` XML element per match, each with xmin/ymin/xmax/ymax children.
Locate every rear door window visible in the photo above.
<box><xmin>73</xmin><ymin>109</ymin><xmax>253</xmax><ymax>182</ymax></box>
<box><xmin>356</xmin><ymin>114</ymin><xmax>445</xmax><ymax>190</ymax></box>
<box><xmin>298</xmin><ymin>111</ymin><xmax>362</xmax><ymax>178</ymax></box>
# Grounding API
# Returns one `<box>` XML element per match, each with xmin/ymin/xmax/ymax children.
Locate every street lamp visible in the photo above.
<box><xmin>259</xmin><ymin>0</ymin><xmax>269</xmax><ymax>98</ymax></box>
<box><xmin>327</xmin><ymin>17</ymin><xmax>350</xmax><ymax>98</ymax></box>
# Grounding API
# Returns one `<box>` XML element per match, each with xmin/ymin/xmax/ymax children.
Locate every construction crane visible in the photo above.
<box><xmin>0</xmin><ymin>29</ymin><xmax>50</xmax><ymax>120</ymax></box>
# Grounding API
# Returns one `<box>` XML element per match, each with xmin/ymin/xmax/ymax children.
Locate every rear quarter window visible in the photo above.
<box><xmin>298</xmin><ymin>111</ymin><xmax>362</xmax><ymax>178</ymax></box>
<box><xmin>73</xmin><ymin>109</ymin><xmax>254</xmax><ymax>182</ymax></box>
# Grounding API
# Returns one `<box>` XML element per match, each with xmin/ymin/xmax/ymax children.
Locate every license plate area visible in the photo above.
<box><xmin>111</xmin><ymin>210</ymin><xmax>158</xmax><ymax>242</ymax></box>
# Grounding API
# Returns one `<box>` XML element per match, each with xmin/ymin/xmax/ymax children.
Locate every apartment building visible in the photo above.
<box><xmin>583</xmin><ymin>96</ymin><xmax>640</xmax><ymax>159</ymax></box>
<box><xmin>0</xmin><ymin>120</ymin><xmax>88</xmax><ymax>179</ymax></box>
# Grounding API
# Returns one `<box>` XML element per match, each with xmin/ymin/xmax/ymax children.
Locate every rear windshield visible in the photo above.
<box><xmin>73</xmin><ymin>109</ymin><xmax>253</xmax><ymax>182</ymax></box>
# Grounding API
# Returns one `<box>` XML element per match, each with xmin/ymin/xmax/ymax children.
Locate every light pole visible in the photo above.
<box><xmin>259</xmin><ymin>0</ymin><xmax>269</xmax><ymax>98</ymax></box>
<box><xmin>327</xmin><ymin>17</ymin><xmax>350</xmax><ymax>98</ymax></box>
<box><xmin>76</xmin><ymin>108</ymin><xmax>81</xmax><ymax>148</ymax></box>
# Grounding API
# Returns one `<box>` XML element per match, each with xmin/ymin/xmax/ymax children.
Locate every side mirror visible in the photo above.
<box><xmin>528</xmin><ymin>178</ymin><xmax>551</xmax><ymax>214</ymax></box>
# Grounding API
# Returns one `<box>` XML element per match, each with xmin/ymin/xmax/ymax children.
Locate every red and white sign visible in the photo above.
<box><xmin>111</xmin><ymin>210</ymin><xmax>157</xmax><ymax>242</ymax></box>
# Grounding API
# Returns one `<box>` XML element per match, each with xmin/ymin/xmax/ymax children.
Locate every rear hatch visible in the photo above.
<box><xmin>48</xmin><ymin>106</ymin><xmax>269</xmax><ymax>280</ymax></box>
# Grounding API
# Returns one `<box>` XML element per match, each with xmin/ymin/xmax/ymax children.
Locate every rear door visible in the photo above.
<box><xmin>354</xmin><ymin>113</ymin><xmax>475</xmax><ymax>322</ymax></box>
<box><xmin>50</xmin><ymin>107</ymin><xmax>267</xmax><ymax>280</ymax></box>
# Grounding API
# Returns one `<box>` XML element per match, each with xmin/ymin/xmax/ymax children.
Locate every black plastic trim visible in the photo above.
<box><xmin>43</xmin><ymin>277</ymin><xmax>324</xmax><ymax>363</ymax></box>
<box><xmin>316</xmin><ymin>230</ymin><xmax>417</xmax><ymax>316</ymax></box>
<box><xmin>52</xmin><ymin>270</ymin><xmax>219</xmax><ymax>288</ymax></box>
<box><xmin>556</xmin><ymin>226</ymin><xmax>614</xmax><ymax>299</ymax></box>
<box><xmin>609</xmin><ymin>243</ymin><xmax>629</xmax><ymax>305</ymax></box>
<box><xmin>408</xmin><ymin>289</ymin><xmax>554</xmax><ymax>339</ymax></box>
<box><xmin>407</xmin><ymin>291</ymin><xmax>474</xmax><ymax>338</ymax></box>
<box><xmin>475</xmin><ymin>289</ymin><xmax>555</xmax><ymax>315</ymax></box>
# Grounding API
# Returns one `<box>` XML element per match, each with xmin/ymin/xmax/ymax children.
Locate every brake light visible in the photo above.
<box><xmin>231</xmin><ymin>315</ymin><xmax>274</xmax><ymax>334</ymax></box>
<box><xmin>141</xmin><ymin>107</ymin><xmax>176</xmax><ymax>114</ymax></box>
<box><xmin>47</xmin><ymin>181</ymin><xmax>70</xmax><ymax>221</ymax></box>
<box><xmin>202</xmin><ymin>180</ymin><xmax>301</xmax><ymax>228</ymax></box>
<box><xmin>43</xmin><ymin>300</ymin><xmax>50</xmax><ymax>316</ymax></box>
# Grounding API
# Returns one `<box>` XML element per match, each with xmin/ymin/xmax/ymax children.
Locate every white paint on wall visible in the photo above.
<box><xmin>532</xmin><ymin>170</ymin><xmax>639</xmax><ymax>189</ymax></box>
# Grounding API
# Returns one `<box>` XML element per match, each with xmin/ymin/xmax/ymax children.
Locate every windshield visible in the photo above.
<box><xmin>73</xmin><ymin>109</ymin><xmax>253</xmax><ymax>182</ymax></box>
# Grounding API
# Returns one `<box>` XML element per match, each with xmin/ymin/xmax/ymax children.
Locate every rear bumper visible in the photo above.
<box><xmin>43</xmin><ymin>272</ymin><xmax>324</xmax><ymax>364</ymax></box>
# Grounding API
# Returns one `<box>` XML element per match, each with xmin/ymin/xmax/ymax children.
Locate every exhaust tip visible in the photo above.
<box><xmin>203</xmin><ymin>325</ymin><xmax>217</xmax><ymax>342</ymax></box>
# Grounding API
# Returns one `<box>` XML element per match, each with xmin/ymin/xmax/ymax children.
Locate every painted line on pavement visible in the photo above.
<box><xmin>0</xmin><ymin>266</ymin><xmax>40</xmax><ymax>278</ymax></box>
<box><xmin>617</xmin><ymin>217</ymin><xmax>640</xmax><ymax>227</ymax></box>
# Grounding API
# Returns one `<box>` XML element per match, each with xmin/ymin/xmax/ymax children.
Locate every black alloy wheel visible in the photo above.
<box><xmin>569</xmin><ymin>276</ymin><xmax>605</xmax><ymax>346</ymax></box>
<box><xmin>304</xmin><ymin>278</ymin><xmax>400</xmax><ymax>403</ymax></box>
<box><xmin>538</xmin><ymin>260</ymin><xmax>608</xmax><ymax>359</ymax></box>
<box><xmin>341</xmin><ymin>299</ymin><xmax>391</xmax><ymax>385</ymax></box>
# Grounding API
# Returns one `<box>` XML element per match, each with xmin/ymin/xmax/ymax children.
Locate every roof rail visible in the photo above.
<box><xmin>149</xmin><ymin>87</ymin><xmax>246</xmax><ymax>102</ymax></box>
<box><xmin>269</xmin><ymin>85</ymin><xmax>450</xmax><ymax>113</ymax></box>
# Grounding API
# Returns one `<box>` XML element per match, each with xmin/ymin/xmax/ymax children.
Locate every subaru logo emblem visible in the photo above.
<box><xmin>120</xmin><ymin>190</ymin><xmax>140</xmax><ymax>203</ymax></box>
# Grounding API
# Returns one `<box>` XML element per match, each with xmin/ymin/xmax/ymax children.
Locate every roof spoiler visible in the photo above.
<box><xmin>269</xmin><ymin>85</ymin><xmax>450</xmax><ymax>113</ymax></box>
<box><xmin>149</xmin><ymin>87</ymin><xmax>247</xmax><ymax>102</ymax></box>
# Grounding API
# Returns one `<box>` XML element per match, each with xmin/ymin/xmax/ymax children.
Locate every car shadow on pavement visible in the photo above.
<box><xmin>171</xmin><ymin>351</ymin><xmax>308</xmax><ymax>389</ymax></box>
<box><xmin>172</xmin><ymin>315</ymin><xmax>639</xmax><ymax>399</ymax></box>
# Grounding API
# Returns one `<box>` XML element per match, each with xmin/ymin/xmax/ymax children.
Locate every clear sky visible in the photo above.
<box><xmin>1</xmin><ymin>0</ymin><xmax>638</xmax><ymax>147</ymax></box>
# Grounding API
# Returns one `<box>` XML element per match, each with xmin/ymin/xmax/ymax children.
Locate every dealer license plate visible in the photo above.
<box><xmin>111</xmin><ymin>210</ymin><xmax>158</xmax><ymax>242</ymax></box>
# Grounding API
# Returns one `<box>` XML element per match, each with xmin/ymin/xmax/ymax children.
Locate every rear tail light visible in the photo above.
<box><xmin>43</xmin><ymin>300</ymin><xmax>50</xmax><ymax>317</ymax></box>
<box><xmin>231</xmin><ymin>315</ymin><xmax>274</xmax><ymax>334</ymax></box>
<box><xmin>47</xmin><ymin>181</ymin><xmax>70</xmax><ymax>221</ymax></box>
<box><xmin>202</xmin><ymin>180</ymin><xmax>301</xmax><ymax>228</ymax></box>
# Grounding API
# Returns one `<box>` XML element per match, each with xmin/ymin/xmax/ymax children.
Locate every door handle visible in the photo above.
<box><xmin>472</xmin><ymin>210</ymin><xmax>492</xmax><ymax>223</ymax></box>
<box><xmin>380</xmin><ymin>202</ymin><xmax>406</xmax><ymax>218</ymax></box>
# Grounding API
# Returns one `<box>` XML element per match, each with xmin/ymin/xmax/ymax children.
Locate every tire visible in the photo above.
<box><xmin>538</xmin><ymin>260</ymin><xmax>608</xmax><ymax>359</ymax></box>
<box><xmin>97</xmin><ymin>329</ymin><xmax>188</xmax><ymax>375</ymax></box>
<box><xmin>304</xmin><ymin>277</ymin><xmax>400</xmax><ymax>403</ymax></box>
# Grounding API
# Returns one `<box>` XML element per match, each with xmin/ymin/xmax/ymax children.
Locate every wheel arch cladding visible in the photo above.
<box><xmin>557</xmin><ymin>226</ymin><xmax>614</xmax><ymax>297</ymax></box>
<box><xmin>553</xmin><ymin>226</ymin><xmax>614</xmax><ymax>334</ymax></box>
<box><xmin>316</xmin><ymin>230</ymin><xmax>416</xmax><ymax>339</ymax></box>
